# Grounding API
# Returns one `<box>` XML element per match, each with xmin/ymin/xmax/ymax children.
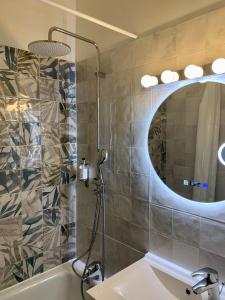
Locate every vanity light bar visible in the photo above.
<box><xmin>141</xmin><ymin>58</ymin><xmax>225</xmax><ymax>88</ymax></box>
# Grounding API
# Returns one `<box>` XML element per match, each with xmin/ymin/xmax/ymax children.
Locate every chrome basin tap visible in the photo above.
<box><xmin>192</xmin><ymin>268</ymin><xmax>220</xmax><ymax>300</ymax></box>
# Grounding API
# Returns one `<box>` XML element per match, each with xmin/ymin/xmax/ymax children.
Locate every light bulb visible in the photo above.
<box><xmin>141</xmin><ymin>75</ymin><xmax>158</xmax><ymax>88</ymax></box>
<box><xmin>212</xmin><ymin>58</ymin><xmax>225</xmax><ymax>74</ymax></box>
<box><xmin>161</xmin><ymin>70</ymin><xmax>179</xmax><ymax>84</ymax></box>
<box><xmin>184</xmin><ymin>64</ymin><xmax>203</xmax><ymax>79</ymax></box>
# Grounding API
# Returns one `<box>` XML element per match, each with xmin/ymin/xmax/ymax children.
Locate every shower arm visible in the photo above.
<box><xmin>48</xmin><ymin>26</ymin><xmax>101</xmax><ymax>152</ymax></box>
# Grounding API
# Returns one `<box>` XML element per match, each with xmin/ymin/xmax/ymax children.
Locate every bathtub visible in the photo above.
<box><xmin>0</xmin><ymin>260</ymin><xmax>92</xmax><ymax>300</ymax></box>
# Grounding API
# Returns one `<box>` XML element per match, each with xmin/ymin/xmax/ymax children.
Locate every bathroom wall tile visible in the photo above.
<box><xmin>22</xmin><ymin>253</ymin><xmax>44</xmax><ymax>279</ymax></box>
<box><xmin>59</xmin><ymin>102</ymin><xmax>76</xmax><ymax>124</ymax></box>
<box><xmin>0</xmin><ymin>72</ymin><xmax>18</xmax><ymax>98</ymax></box>
<box><xmin>0</xmin><ymin>238</ymin><xmax>22</xmax><ymax>270</ymax></box>
<box><xmin>22</xmin><ymin>211</ymin><xmax>43</xmax><ymax>258</ymax></box>
<box><xmin>60</xmin><ymin>123</ymin><xmax>76</xmax><ymax>143</ymax></box>
<box><xmin>0</xmin><ymin>260</ymin><xmax>23</xmax><ymax>290</ymax></box>
<box><xmin>59</xmin><ymin>79</ymin><xmax>76</xmax><ymax>103</ymax></box>
<box><xmin>172</xmin><ymin>211</ymin><xmax>200</xmax><ymax>247</ymax></box>
<box><xmin>0</xmin><ymin>46</ymin><xmax>17</xmax><ymax>71</ymax></box>
<box><xmin>59</xmin><ymin>60</ymin><xmax>75</xmax><ymax>82</ymax></box>
<box><xmin>19</xmin><ymin>146</ymin><xmax>41</xmax><ymax>169</ymax></box>
<box><xmin>113</xmin><ymin>121</ymin><xmax>132</xmax><ymax>146</ymax></box>
<box><xmin>151</xmin><ymin>205</ymin><xmax>172</xmax><ymax>237</ymax></box>
<box><xmin>59</xmin><ymin>143</ymin><xmax>76</xmax><ymax>164</ymax></box>
<box><xmin>43</xmin><ymin>247</ymin><xmax>61</xmax><ymax>271</ymax></box>
<box><xmin>42</xmin><ymin>186</ymin><xmax>60</xmax><ymax>209</ymax></box>
<box><xmin>40</xmin><ymin>58</ymin><xmax>58</xmax><ymax>79</ymax></box>
<box><xmin>19</xmin><ymin>99</ymin><xmax>40</xmax><ymax>122</ymax></box>
<box><xmin>0</xmin><ymin>216</ymin><xmax>22</xmax><ymax>246</ymax></box>
<box><xmin>60</xmin><ymin>163</ymin><xmax>76</xmax><ymax>185</ymax></box>
<box><xmin>17</xmin><ymin>49</ymin><xmax>39</xmax><ymax>78</ymax></box>
<box><xmin>131</xmin><ymin>147</ymin><xmax>150</xmax><ymax>176</ymax></box>
<box><xmin>42</xmin><ymin>145</ymin><xmax>61</xmax><ymax>166</ymax></box>
<box><xmin>0</xmin><ymin>146</ymin><xmax>20</xmax><ymax>170</ymax></box>
<box><xmin>41</xmin><ymin>124</ymin><xmax>59</xmax><ymax>145</ymax></box>
<box><xmin>43</xmin><ymin>225</ymin><xmax>60</xmax><ymax>251</ymax></box>
<box><xmin>40</xmin><ymin>101</ymin><xmax>58</xmax><ymax>123</ymax></box>
<box><xmin>21</xmin><ymin>168</ymin><xmax>41</xmax><ymax>191</ymax></box>
<box><xmin>39</xmin><ymin>78</ymin><xmax>60</xmax><ymax>101</ymax></box>
<box><xmin>200</xmin><ymin>218</ymin><xmax>225</xmax><ymax>257</ymax></box>
<box><xmin>20</xmin><ymin>122</ymin><xmax>41</xmax><ymax>146</ymax></box>
<box><xmin>111</xmin><ymin>69</ymin><xmax>132</xmax><ymax>99</ymax></box>
<box><xmin>21</xmin><ymin>190</ymin><xmax>42</xmax><ymax>218</ymax></box>
<box><xmin>42</xmin><ymin>164</ymin><xmax>60</xmax><ymax>187</ymax></box>
<box><xmin>0</xmin><ymin>193</ymin><xmax>21</xmax><ymax>219</ymax></box>
<box><xmin>43</xmin><ymin>208</ymin><xmax>61</xmax><ymax>228</ymax></box>
<box><xmin>114</xmin><ymin>146</ymin><xmax>130</xmax><ymax>174</ymax></box>
<box><xmin>149</xmin><ymin>229</ymin><xmax>173</xmax><ymax>260</ymax></box>
<box><xmin>61</xmin><ymin>222</ymin><xmax>76</xmax><ymax>246</ymax></box>
<box><xmin>0</xmin><ymin>122</ymin><xmax>21</xmax><ymax>147</ymax></box>
<box><xmin>131</xmin><ymin>173</ymin><xmax>149</xmax><ymax>200</ymax></box>
<box><xmin>17</xmin><ymin>75</ymin><xmax>39</xmax><ymax>99</ymax></box>
<box><xmin>60</xmin><ymin>242</ymin><xmax>76</xmax><ymax>263</ymax></box>
<box><xmin>0</xmin><ymin>98</ymin><xmax>19</xmax><ymax>121</ymax></box>
<box><xmin>0</xmin><ymin>170</ymin><xmax>20</xmax><ymax>195</ymax></box>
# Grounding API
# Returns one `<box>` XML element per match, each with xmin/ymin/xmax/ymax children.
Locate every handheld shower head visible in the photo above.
<box><xmin>28</xmin><ymin>40</ymin><xmax>71</xmax><ymax>57</ymax></box>
<box><xmin>97</xmin><ymin>149</ymin><xmax>108</xmax><ymax>166</ymax></box>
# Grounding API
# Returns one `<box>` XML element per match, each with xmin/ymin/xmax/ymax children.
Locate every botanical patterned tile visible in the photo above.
<box><xmin>0</xmin><ymin>146</ymin><xmax>20</xmax><ymax>170</ymax></box>
<box><xmin>42</xmin><ymin>164</ymin><xmax>60</xmax><ymax>187</ymax></box>
<box><xmin>19</xmin><ymin>99</ymin><xmax>40</xmax><ymax>122</ymax></box>
<box><xmin>40</xmin><ymin>101</ymin><xmax>58</xmax><ymax>123</ymax></box>
<box><xmin>0</xmin><ymin>46</ymin><xmax>17</xmax><ymax>71</ymax></box>
<box><xmin>42</xmin><ymin>185</ymin><xmax>60</xmax><ymax>209</ymax></box>
<box><xmin>43</xmin><ymin>225</ymin><xmax>60</xmax><ymax>251</ymax></box>
<box><xmin>43</xmin><ymin>247</ymin><xmax>61</xmax><ymax>271</ymax></box>
<box><xmin>60</xmin><ymin>206</ymin><xmax>76</xmax><ymax>225</ymax></box>
<box><xmin>42</xmin><ymin>145</ymin><xmax>61</xmax><ymax>166</ymax></box>
<box><xmin>40</xmin><ymin>58</ymin><xmax>58</xmax><ymax>79</ymax></box>
<box><xmin>59</xmin><ymin>102</ymin><xmax>76</xmax><ymax>124</ymax></box>
<box><xmin>0</xmin><ymin>170</ymin><xmax>20</xmax><ymax>195</ymax></box>
<box><xmin>19</xmin><ymin>146</ymin><xmax>41</xmax><ymax>169</ymax></box>
<box><xmin>0</xmin><ymin>72</ymin><xmax>18</xmax><ymax>98</ymax></box>
<box><xmin>0</xmin><ymin>98</ymin><xmax>19</xmax><ymax>121</ymax></box>
<box><xmin>60</xmin><ymin>163</ymin><xmax>76</xmax><ymax>185</ymax></box>
<box><xmin>20</xmin><ymin>122</ymin><xmax>41</xmax><ymax>145</ymax></box>
<box><xmin>59</xmin><ymin>143</ymin><xmax>76</xmax><ymax>164</ymax></box>
<box><xmin>0</xmin><ymin>260</ymin><xmax>23</xmax><ymax>290</ymax></box>
<box><xmin>21</xmin><ymin>168</ymin><xmax>41</xmax><ymax>191</ymax></box>
<box><xmin>41</xmin><ymin>124</ymin><xmax>59</xmax><ymax>145</ymax></box>
<box><xmin>22</xmin><ymin>253</ymin><xmax>43</xmax><ymax>279</ymax></box>
<box><xmin>22</xmin><ymin>211</ymin><xmax>43</xmax><ymax>259</ymax></box>
<box><xmin>43</xmin><ymin>208</ymin><xmax>61</xmax><ymax>230</ymax></box>
<box><xmin>59</xmin><ymin>60</ymin><xmax>75</xmax><ymax>82</ymax></box>
<box><xmin>17</xmin><ymin>49</ymin><xmax>39</xmax><ymax>78</ymax></box>
<box><xmin>0</xmin><ymin>122</ymin><xmax>21</xmax><ymax>147</ymax></box>
<box><xmin>0</xmin><ymin>238</ymin><xmax>22</xmax><ymax>271</ymax></box>
<box><xmin>59</xmin><ymin>79</ymin><xmax>76</xmax><ymax>103</ymax></box>
<box><xmin>60</xmin><ymin>222</ymin><xmax>76</xmax><ymax>246</ymax></box>
<box><xmin>16</xmin><ymin>75</ymin><xmax>39</xmax><ymax>99</ymax></box>
<box><xmin>0</xmin><ymin>193</ymin><xmax>21</xmax><ymax>219</ymax></box>
<box><xmin>59</xmin><ymin>183</ymin><xmax>76</xmax><ymax>208</ymax></box>
<box><xmin>39</xmin><ymin>78</ymin><xmax>60</xmax><ymax>101</ymax></box>
<box><xmin>60</xmin><ymin>242</ymin><xmax>76</xmax><ymax>263</ymax></box>
<box><xmin>60</xmin><ymin>123</ymin><xmax>76</xmax><ymax>143</ymax></box>
<box><xmin>0</xmin><ymin>216</ymin><xmax>22</xmax><ymax>245</ymax></box>
<box><xmin>21</xmin><ymin>190</ymin><xmax>42</xmax><ymax>218</ymax></box>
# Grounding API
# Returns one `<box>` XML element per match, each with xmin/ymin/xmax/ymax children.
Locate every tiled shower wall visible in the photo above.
<box><xmin>0</xmin><ymin>45</ymin><xmax>76</xmax><ymax>290</ymax></box>
<box><xmin>77</xmin><ymin>5</ymin><xmax>225</xmax><ymax>278</ymax></box>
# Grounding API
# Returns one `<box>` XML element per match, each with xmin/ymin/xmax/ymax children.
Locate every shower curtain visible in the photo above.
<box><xmin>193</xmin><ymin>82</ymin><xmax>221</xmax><ymax>202</ymax></box>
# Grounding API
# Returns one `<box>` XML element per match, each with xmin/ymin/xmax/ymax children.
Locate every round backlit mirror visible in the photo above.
<box><xmin>148</xmin><ymin>81</ymin><xmax>225</xmax><ymax>202</ymax></box>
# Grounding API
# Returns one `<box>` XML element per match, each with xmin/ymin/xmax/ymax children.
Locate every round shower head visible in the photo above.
<box><xmin>28</xmin><ymin>40</ymin><xmax>71</xmax><ymax>57</ymax></box>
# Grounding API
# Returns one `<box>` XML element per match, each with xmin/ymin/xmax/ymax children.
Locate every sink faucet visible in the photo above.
<box><xmin>192</xmin><ymin>267</ymin><xmax>220</xmax><ymax>300</ymax></box>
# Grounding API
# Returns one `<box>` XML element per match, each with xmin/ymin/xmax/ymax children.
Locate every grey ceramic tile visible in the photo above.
<box><xmin>17</xmin><ymin>50</ymin><xmax>39</xmax><ymax>78</ymax></box>
<box><xmin>200</xmin><ymin>218</ymin><xmax>225</xmax><ymax>257</ymax></box>
<box><xmin>131</xmin><ymin>174</ymin><xmax>149</xmax><ymax>200</ymax></box>
<box><xmin>149</xmin><ymin>229</ymin><xmax>173</xmax><ymax>260</ymax></box>
<box><xmin>172</xmin><ymin>211</ymin><xmax>200</xmax><ymax>247</ymax></box>
<box><xmin>151</xmin><ymin>205</ymin><xmax>173</xmax><ymax>237</ymax></box>
<box><xmin>40</xmin><ymin>58</ymin><xmax>58</xmax><ymax>79</ymax></box>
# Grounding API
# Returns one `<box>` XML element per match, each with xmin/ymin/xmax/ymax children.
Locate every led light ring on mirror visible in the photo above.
<box><xmin>218</xmin><ymin>143</ymin><xmax>225</xmax><ymax>166</ymax></box>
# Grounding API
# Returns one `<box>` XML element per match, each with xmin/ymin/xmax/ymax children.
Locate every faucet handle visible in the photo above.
<box><xmin>192</xmin><ymin>268</ymin><xmax>219</xmax><ymax>283</ymax></box>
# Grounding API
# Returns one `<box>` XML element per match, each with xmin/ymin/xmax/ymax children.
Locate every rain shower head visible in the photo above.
<box><xmin>28</xmin><ymin>40</ymin><xmax>71</xmax><ymax>57</ymax></box>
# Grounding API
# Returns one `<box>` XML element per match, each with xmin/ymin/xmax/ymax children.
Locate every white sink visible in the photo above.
<box><xmin>88</xmin><ymin>253</ymin><xmax>209</xmax><ymax>300</ymax></box>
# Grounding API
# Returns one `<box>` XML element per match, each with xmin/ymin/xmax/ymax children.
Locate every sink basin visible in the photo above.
<box><xmin>88</xmin><ymin>253</ymin><xmax>209</xmax><ymax>300</ymax></box>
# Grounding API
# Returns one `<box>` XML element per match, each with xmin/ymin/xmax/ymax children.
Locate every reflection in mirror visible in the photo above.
<box><xmin>148</xmin><ymin>81</ymin><xmax>225</xmax><ymax>203</ymax></box>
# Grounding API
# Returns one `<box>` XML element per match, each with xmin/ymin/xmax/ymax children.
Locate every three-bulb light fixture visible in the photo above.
<box><xmin>141</xmin><ymin>58</ymin><xmax>225</xmax><ymax>88</ymax></box>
